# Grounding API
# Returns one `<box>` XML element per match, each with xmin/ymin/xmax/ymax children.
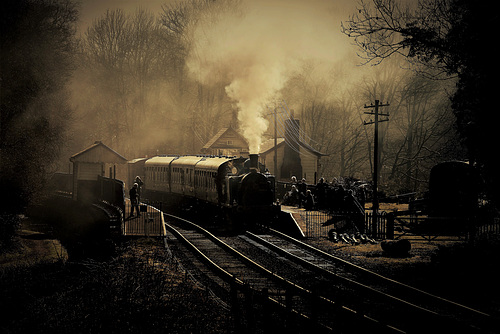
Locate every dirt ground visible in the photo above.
<box><xmin>308</xmin><ymin>235</ymin><xmax>461</xmax><ymax>278</ymax></box>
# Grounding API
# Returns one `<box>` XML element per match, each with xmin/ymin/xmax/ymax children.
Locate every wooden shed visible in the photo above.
<box><xmin>70</xmin><ymin>141</ymin><xmax>127</xmax><ymax>200</ymax></box>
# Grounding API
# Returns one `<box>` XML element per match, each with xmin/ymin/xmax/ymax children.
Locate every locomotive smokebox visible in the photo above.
<box><xmin>249</xmin><ymin>154</ymin><xmax>259</xmax><ymax>172</ymax></box>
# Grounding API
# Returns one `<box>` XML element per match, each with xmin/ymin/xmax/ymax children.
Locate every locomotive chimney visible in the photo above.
<box><xmin>249</xmin><ymin>154</ymin><xmax>259</xmax><ymax>172</ymax></box>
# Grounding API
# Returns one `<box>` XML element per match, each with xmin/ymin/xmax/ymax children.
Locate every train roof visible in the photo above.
<box><xmin>170</xmin><ymin>156</ymin><xmax>204</xmax><ymax>167</ymax></box>
<box><xmin>195</xmin><ymin>156</ymin><xmax>243</xmax><ymax>170</ymax></box>
<box><xmin>128</xmin><ymin>157</ymin><xmax>148</xmax><ymax>164</ymax></box>
<box><xmin>143</xmin><ymin>155</ymin><xmax>245</xmax><ymax>170</ymax></box>
<box><xmin>144</xmin><ymin>156</ymin><xmax>178</xmax><ymax>166</ymax></box>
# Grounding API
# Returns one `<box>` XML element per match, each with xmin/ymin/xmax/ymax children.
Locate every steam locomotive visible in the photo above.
<box><xmin>128</xmin><ymin>154</ymin><xmax>280</xmax><ymax>226</ymax></box>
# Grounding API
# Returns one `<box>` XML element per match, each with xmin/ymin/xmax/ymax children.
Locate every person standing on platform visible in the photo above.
<box><xmin>129</xmin><ymin>183</ymin><xmax>140</xmax><ymax>217</ymax></box>
<box><xmin>304</xmin><ymin>189</ymin><xmax>315</xmax><ymax>211</ymax></box>
<box><xmin>297</xmin><ymin>178</ymin><xmax>307</xmax><ymax>208</ymax></box>
<box><xmin>134</xmin><ymin>176</ymin><xmax>144</xmax><ymax>201</ymax></box>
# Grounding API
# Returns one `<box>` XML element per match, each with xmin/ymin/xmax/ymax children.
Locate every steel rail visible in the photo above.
<box><xmin>270</xmin><ymin>227</ymin><xmax>492</xmax><ymax>317</ymax></box>
<box><xmin>261</xmin><ymin>228</ymin><xmax>497</xmax><ymax>332</ymax></box>
<box><xmin>163</xmin><ymin>213</ymin><xmax>403</xmax><ymax>333</ymax></box>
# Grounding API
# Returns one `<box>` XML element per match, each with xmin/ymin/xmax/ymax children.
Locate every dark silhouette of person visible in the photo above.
<box><xmin>129</xmin><ymin>183</ymin><xmax>140</xmax><ymax>217</ymax></box>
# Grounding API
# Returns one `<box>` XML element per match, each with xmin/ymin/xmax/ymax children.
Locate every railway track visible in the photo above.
<box><xmin>242</xmin><ymin>229</ymin><xmax>497</xmax><ymax>333</ymax></box>
<box><xmin>163</xmin><ymin>214</ymin><xmax>497</xmax><ymax>333</ymax></box>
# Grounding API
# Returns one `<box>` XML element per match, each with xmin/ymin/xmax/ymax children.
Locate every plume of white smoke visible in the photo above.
<box><xmin>186</xmin><ymin>0</ymin><xmax>351</xmax><ymax>153</ymax></box>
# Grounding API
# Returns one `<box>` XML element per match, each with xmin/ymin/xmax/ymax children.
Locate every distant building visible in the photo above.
<box><xmin>259</xmin><ymin>117</ymin><xmax>326</xmax><ymax>183</ymax></box>
<box><xmin>201</xmin><ymin>126</ymin><xmax>249</xmax><ymax>157</ymax></box>
<box><xmin>203</xmin><ymin>117</ymin><xmax>326</xmax><ymax>184</ymax></box>
<box><xmin>69</xmin><ymin>141</ymin><xmax>127</xmax><ymax>200</ymax></box>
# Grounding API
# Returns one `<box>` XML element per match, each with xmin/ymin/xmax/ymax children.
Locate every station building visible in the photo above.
<box><xmin>202</xmin><ymin>118</ymin><xmax>325</xmax><ymax>184</ymax></box>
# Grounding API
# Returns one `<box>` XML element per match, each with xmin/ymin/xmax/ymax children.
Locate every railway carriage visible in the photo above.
<box><xmin>144</xmin><ymin>156</ymin><xmax>177</xmax><ymax>195</ymax></box>
<box><xmin>135</xmin><ymin>154</ymin><xmax>279</xmax><ymax>227</ymax></box>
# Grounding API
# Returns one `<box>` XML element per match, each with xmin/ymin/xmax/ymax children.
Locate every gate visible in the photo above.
<box><xmin>122</xmin><ymin>201</ymin><xmax>166</xmax><ymax>237</ymax></box>
<box><xmin>364</xmin><ymin>211</ymin><xmax>390</xmax><ymax>240</ymax></box>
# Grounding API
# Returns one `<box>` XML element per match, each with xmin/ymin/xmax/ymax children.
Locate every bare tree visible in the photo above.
<box><xmin>78</xmin><ymin>8</ymin><xmax>179</xmax><ymax>157</ymax></box>
<box><xmin>159</xmin><ymin>0</ymin><xmax>242</xmax><ymax>153</ymax></box>
<box><xmin>359</xmin><ymin>57</ymin><xmax>407</xmax><ymax>186</ymax></box>
<box><xmin>386</xmin><ymin>74</ymin><xmax>458</xmax><ymax>193</ymax></box>
<box><xmin>341</xmin><ymin>0</ymin><xmax>456</xmax><ymax>78</ymax></box>
<box><xmin>335</xmin><ymin>94</ymin><xmax>366</xmax><ymax>178</ymax></box>
<box><xmin>342</xmin><ymin>0</ymin><xmax>500</xmax><ymax>206</ymax></box>
<box><xmin>282</xmin><ymin>62</ymin><xmax>367</xmax><ymax>180</ymax></box>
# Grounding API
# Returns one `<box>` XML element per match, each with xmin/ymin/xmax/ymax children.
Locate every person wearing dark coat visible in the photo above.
<box><xmin>134</xmin><ymin>176</ymin><xmax>144</xmax><ymax>201</ymax></box>
<box><xmin>287</xmin><ymin>185</ymin><xmax>300</xmax><ymax>206</ymax></box>
<box><xmin>304</xmin><ymin>189</ymin><xmax>315</xmax><ymax>211</ymax></box>
<box><xmin>316</xmin><ymin>177</ymin><xmax>327</xmax><ymax>209</ymax></box>
<box><xmin>129</xmin><ymin>183</ymin><xmax>140</xmax><ymax>217</ymax></box>
<box><xmin>297</xmin><ymin>178</ymin><xmax>307</xmax><ymax>208</ymax></box>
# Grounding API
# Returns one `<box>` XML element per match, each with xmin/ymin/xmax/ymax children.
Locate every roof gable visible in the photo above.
<box><xmin>70</xmin><ymin>141</ymin><xmax>127</xmax><ymax>163</ymax></box>
<box><xmin>202</xmin><ymin>127</ymin><xmax>248</xmax><ymax>151</ymax></box>
<box><xmin>259</xmin><ymin>138</ymin><xmax>285</xmax><ymax>154</ymax></box>
<box><xmin>259</xmin><ymin>137</ymin><xmax>326</xmax><ymax>156</ymax></box>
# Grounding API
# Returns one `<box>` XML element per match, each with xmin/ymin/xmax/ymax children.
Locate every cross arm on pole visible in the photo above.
<box><xmin>364</xmin><ymin>111</ymin><xmax>390</xmax><ymax>117</ymax></box>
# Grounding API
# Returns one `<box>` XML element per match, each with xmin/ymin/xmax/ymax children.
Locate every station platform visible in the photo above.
<box><xmin>123</xmin><ymin>199</ymin><xmax>166</xmax><ymax>237</ymax></box>
<box><xmin>121</xmin><ymin>202</ymin><xmax>308</xmax><ymax>239</ymax></box>
<box><xmin>278</xmin><ymin>205</ymin><xmax>307</xmax><ymax>238</ymax></box>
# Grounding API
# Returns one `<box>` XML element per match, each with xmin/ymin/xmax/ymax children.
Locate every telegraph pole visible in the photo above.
<box><xmin>274</xmin><ymin>107</ymin><xmax>278</xmax><ymax>178</ymax></box>
<box><xmin>364</xmin><ymin>100</ymin><xmax>390</xmax><ymax>236</ymax></box>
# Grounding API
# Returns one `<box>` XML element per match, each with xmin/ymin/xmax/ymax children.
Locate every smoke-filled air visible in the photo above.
<box><xmin>185</xmin><ymin>0</ymin><xmax>346</xmax><ymax>153</ymax></box>
<box><xmin>2</xmin><ymin>0</ymin><xmax>468</xmax><ymax>205</ymax></box>
<box><xmin>60</xmin><ymin>0</ymin><xmax>462</xmax><ymax>192</ymax></box>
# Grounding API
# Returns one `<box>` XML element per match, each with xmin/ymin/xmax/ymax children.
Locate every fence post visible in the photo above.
<box><xmin>386</xmin><ymin>212</ymin><xmax>394</xmax><ymax>240</ymax></box>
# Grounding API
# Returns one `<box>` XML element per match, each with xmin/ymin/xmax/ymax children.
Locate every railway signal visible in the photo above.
<box><xmin>363</xmin><ymin>100</ymin><xmax>389</xmax><ymax>235</ymax></box>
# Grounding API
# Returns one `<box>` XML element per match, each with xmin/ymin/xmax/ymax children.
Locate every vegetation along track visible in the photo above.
<box><xmin>163</xmin><ymin>213</ymin><xmax>497</xmax><ymax>333</ymax></box>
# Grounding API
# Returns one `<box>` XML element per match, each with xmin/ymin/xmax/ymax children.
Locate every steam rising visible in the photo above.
<box><xmin>186</xmin><ymin>0</ymin><xmax>347</xmax><ymax>153</ymax></box>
